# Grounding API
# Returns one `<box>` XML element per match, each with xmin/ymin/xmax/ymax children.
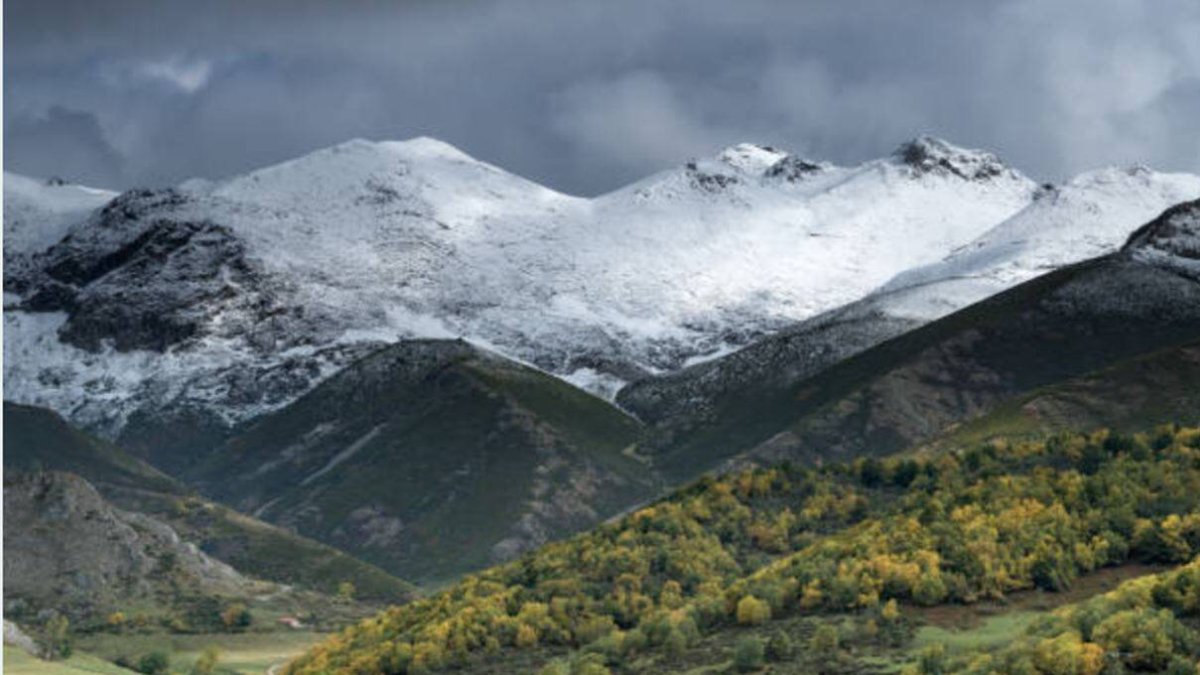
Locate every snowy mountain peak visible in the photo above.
<box><xmin>1064</xmin><ymin>165</ymin><xmax>1169</xmax><ymax>190</ymax></box>
<box><xmin>206</xmin><ymin>135</ymin><xmax>552</xmax><ymax>205</ymax></box>
<box><xmin>894</xmin><ymin>135</ymin><xmax>1014</xmax><ymax>182</ymax></box>
<box><xmin>221</xmin><ymin>136</ymin><xmax>489</xmax><ymax>183</ymax></box>
<box><xmin>716</xmin><ymin>143</ymin><xmax>790</xmax><ymax>175</ymax></box>
<box><xmin>764</xmin><ymin>155</ymin><xmax>827</xmax><ymax>182</ymax></box>
<box><xmin>3</xmin><ymin>173</ymin><xmax>117</xmax><ymax>248</ymax></box>
<box><xmin>195</xmin><ymin>135</ymin><xmax>573</xmax><ymax>246</ymax></box>
<box><xmin>346</xmin><ymin>136</ymin><xmax>477</xmax><ymax>163</ymax></box>
<box><xmin>645</xmin><ymin>143</ymin><xmax>833</xmax><ymax>196</ymax></box>
<box><xmin>3</xmin><ymin>172</ymin><xmax>118</xmax><ymax>288</ymax></box>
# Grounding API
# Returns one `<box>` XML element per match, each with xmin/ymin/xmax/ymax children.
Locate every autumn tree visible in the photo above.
<box><xmin>220</xmin><ymin>603</ymin><xmax>252</xmax><ymax>631</ymax></box>
<box><xmin>736</xmin><ymin>595</ymin><xmax>771</xmax><ymax>625</ymax></box>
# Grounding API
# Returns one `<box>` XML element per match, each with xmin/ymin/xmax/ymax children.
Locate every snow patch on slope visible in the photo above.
<box><xmin>1127</xmin><ymin>200</ymin><xmax>1200</xmax><ymax>279</ymax></box>
<box><xmin>875</xmin><ymin>167</ymin><xmax>1200</xmax><ymax>320</ymax></box>
<box><xmin>3</xmin><ymin>173</ymin><xmax>116</xmax><ymax>283</ymax></box>
<box><xmin>3</xmin><ymin>173</ymin><xmax>116</xmax><ymax>254</ymax></box>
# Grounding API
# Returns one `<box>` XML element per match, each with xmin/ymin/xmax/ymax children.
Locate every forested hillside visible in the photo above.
<box><xmin>286</xmin><ymin>424</ymin><xmax>1200</xmax><ymax>674</ymax></box>
<box><xmin>948</xmin><ymin>558</ymin><xmax>1200</xmax><ymax>673</ymax></box>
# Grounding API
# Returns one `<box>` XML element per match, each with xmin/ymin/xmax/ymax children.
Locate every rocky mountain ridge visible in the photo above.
<box><xmin>3</xmin><ymin>470</ymin><xmax>250</xmax><ymax>622</ymax></box>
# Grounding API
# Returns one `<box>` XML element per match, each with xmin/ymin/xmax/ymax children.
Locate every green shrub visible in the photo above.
<box><xmin>572</xmin><ymin>652</ymin><xmax>612</xmax><ymax>675</ymax></box>
<box><xmin>41</xmin><ymin>615</ymin><xmax>73</xmax><ymax>660</ymax></box>
<box><xmin>665</xmin><ymin>627</ymin><xmax>688</xmax><ymax>658</ymax></box>
<box><xmin>137</xmin><ymin>651</ymin><xmax>170</xmax><ymax>675</ymax></box>
<box><xmin>575</xmin><ymin>615</ymin><xmax>617</xmax><ymax>645</ymax></box>
<box><xmin>916</xmin><ymin>643</ymin><xmax>946</xmax><ymax>675</ymax></box>
<box><xmin>1092</xmin><ymin>608</ymin><xmax>1184</xmax><ymax>672</ymax></box>
<box><xmin>733</xmin><ymin>636</ymin><xmax>765</xmax><ymax>672</ymax></box>
<box><xmin>810</xmin><ymin>624</ymin><xmax>839</xmax><ymax>653</ymax></box>
<box><xmin>537</xmin><ymin>659</ymin><xmax>570</xmax><ymax>675</ymax></box>
<box><xmin>767</xmin><ymin>629</ymin><xmax>794</xmax><ymax>661</ymax></box>
<box><xmin>191</xmin><ymin>645</ymin><xmax>220</xmax><ymax>675</ymax></box>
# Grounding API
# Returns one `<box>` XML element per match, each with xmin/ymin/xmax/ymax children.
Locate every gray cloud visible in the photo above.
<box><xmin>4</xmin><ymin>0</ymin><xmax>1199</xmax><ymax>194</ymax></box>
<box><xmin>5</xmin><ymin>106</ymin><xmax>126</xmax><ymax>185</ymax></box>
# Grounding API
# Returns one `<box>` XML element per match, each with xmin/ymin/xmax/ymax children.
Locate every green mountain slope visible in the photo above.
<box><xmin>921</xmin><ymin>340</ymin><xmax>1200</xmax><ymax>451</ymax></box>
<box><xmin>646</xmin><ymin>200</ymin><xmax>1200</xmax><ymax>479</ymax></box>
<box><xmin>617</xmin><ymin>300</ymin><xmax>922</xmax><ymax>460</ymax></box>
<box><xmin>3</xmin><ymin>401</ymin><xmax>183</xmax><ymax>494</ymax></box>
<box><xmin>3</xmin><ymin>403</ymin><xmax>415</xmax><ymax>603</ymax></box>
<box><xmin>188</xmin><ymin>339</ymin><xmax>656</xmax><ymax>584</ymax></box>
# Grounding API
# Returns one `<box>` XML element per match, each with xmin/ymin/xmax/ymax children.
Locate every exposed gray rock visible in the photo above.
<box><xmin>896</xmin><ymin>135</ymin><xmax>1013</xmax><ymax>181</ymax></box>
<box><xmin>3</xmin><ymin>619</ymin><xmax>42</xmax><ymax>657</ymax></box>
<box><xmin>3</xmin><ymin>471</ymin><xmax>251</xmax><ymax>623</ymax></box>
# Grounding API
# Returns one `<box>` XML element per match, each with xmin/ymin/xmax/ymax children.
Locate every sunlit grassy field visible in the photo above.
<box><xmin>6</xmin><ymin>631</ymin><xmax>326</xmax><ymax>675</ymax></box>
<box><xmin>4</xmin><ymin>648</ymin><xmax>137</xmax><ymax>674</ymax></box>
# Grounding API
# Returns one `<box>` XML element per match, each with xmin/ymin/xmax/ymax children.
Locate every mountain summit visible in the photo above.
<box><xmin>894</xmin><ymin>135</ymin><xmax>1016</xmax><ymax>181</ymax></box>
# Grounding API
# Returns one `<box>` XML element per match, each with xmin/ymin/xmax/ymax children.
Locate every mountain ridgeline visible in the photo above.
<box><xmin>5</xmin><ymin>135</ymin><xmax>1200</xmax><ymax>674</ymax></box>
<box><xmin>5</xmin><ymin>138</ymin><xmax>1194</xmax><ymax>471</ymax></box>
<box><xmin>3</xmin><ymin>136</ymin><xmax>1126</xmax><ymax>452</ymax></box>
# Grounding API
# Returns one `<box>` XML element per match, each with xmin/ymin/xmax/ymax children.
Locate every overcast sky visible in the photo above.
<box><xmin>5</xmin><ymin>0</ymin><xmax>1199</xmax><ymax>195</ymax></box>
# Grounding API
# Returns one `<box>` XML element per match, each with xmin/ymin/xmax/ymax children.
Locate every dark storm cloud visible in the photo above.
<box><xmin>5</xmin><ymin>0</ymin><xmax>1199</xmax><ymax>193</ymax></box>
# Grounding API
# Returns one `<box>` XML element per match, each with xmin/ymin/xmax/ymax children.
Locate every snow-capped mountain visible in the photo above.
<box><xmin>578</xmin><ymin>137</ymin><xmax>1032</xmax><ymax>361</ymax></box>
<box><xmin>617</xmin><ymin>168</ymin><xmax>1200</xmax><ymax>443</ymax></box>
<box><xmin>2</xmin><ymin>135</ymin><xmax>1050</xmax><ymax>443</ymax></box>
<box><xmin>623</xmin><ymin>197</ymin><xmax>1200</xmax><ymax>478</ymax></box>
<box><xmin>3</xmin><ymin>173</ymin><xmax>116</xmax><ymax>290</ymax></box>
